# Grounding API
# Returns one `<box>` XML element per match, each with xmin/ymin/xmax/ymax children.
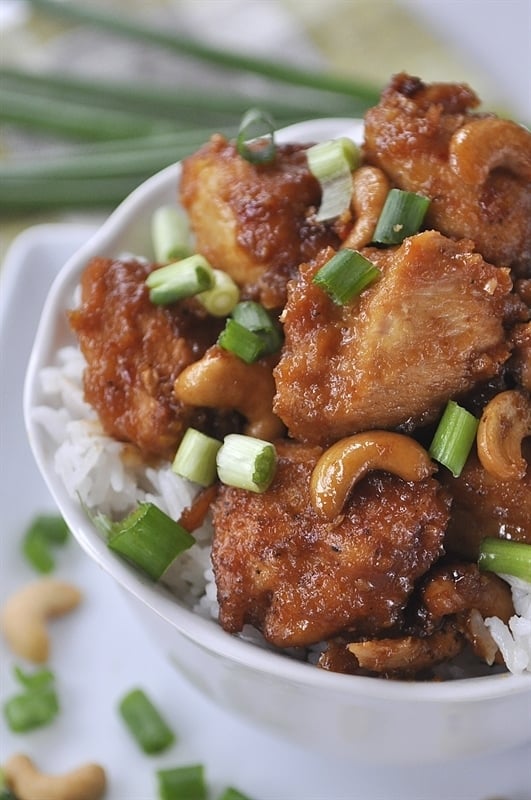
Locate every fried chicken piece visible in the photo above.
<box><xmin>69</xmin><ymin>256</ymin><xmax>229</xmax><ymax>459</ymax></box>
<box><xmin>363</xmin><ymin>73</ymin><xmax>531</xmax><ymax>276</ymax></box>
<box><xmin>179</xmin><ymin>134</ymin><xmax>340</xmax><ymax>308</ymax></box>
<box><xmin>274</xmin><ymin>232</ymin><xmax>513</xmax><ymax>445</ymax></box>
<box><xmin>440</xmin><ymin>447</ymin><xmax>531</xmax><ymax>559</ymax></box>
<box><xmin>211</xmin><ymin>440</ymin><xmax>449</xmax><ymax>648</ymax></box>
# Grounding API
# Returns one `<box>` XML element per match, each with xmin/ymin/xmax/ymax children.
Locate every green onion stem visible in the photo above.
<box><xmin>0</xmin><ymin>176</ymin><xmax>148</xmax><ymax>213</ymax></box>
<box><xmin>236</xmin><ymin>108</ymin><xmax>276</xmax><ymax>164</ymax></box>
<box><xmin>146</xmin><ymin>255</ymin><xmax>214</xmax><ymax>304</ymax></box>
<box><xmin>172</xmin><ymin>428</ymin><xmax>222</xmax><ymax>487</ymax></box>
<box><xmin>157</xmin><ymin>764</ymin><xmax>207</xmax><ymax>800</ymax></box>
<box><xmin>219</xmin><ymin>790</ymin><xmax>253</xmax><ymax>800</ymax></box>
<box><xmin>151</xmin><ymin>206</ymin><xmax>192</xmax><ymax>263</ymax></box>
<box><xmin>197</xmin><ymin>269</ymin><xmax>241</xmax><ymax>317</ymax></box>
<box><xmin>372</xmin><ymin>189</ymin><xmax>431</xmax><ymax>245</ymax></box>
<box><xmin>313</xmin><ymin>249</ymin><xmax>381</xmax><ymax>304</ymax></box>
<box><xmin>26</xmin><ymin>0</ymin><xmax>381</xmax><ymax>105</ymax></box>
<box><xmin>231</xmin><ymin>301</ymin><xmax>283</xmax><ymax>355</ymax></box>
<box><xmin>14</xmin><ymin>666</ymin><xmax>55</xmax><ymax>691</ymax></box>
<box><xmin>22</xmin><ymin>514</ymin><xmax>69</xmax><ymax>574</ymax></box>
<box><xmin>217</xmin><ymin>319</ymin><xmax>268</xmax><ymax>364</ymax></box>
<box><xmin>478</xmin><ymin>538</ymin><xmax>531</xmax><ymax>583</ymax></box>
<box><xmin>3</xmin><ymin>687</ymin><xmax>59</xmax><ymax>733</ymax></box>
<box><xmin>307</xmin><ymin>137</ymin><xmax>359</xmax><ymax>222</ymax></box>
<box><xmin>429</xmin><ymin>400</ymin><xmax>479</xmax><ymax>478</ymax></box>
<box><xmin>216</xmin><ymin>434</ymin><xmax>277</xmax><ymax>493</ymax></box>
<box><xmin>118</xmin><ymin>688</ymin><xmax>176</xmax><ymax>755</ymax></box>
<box><xmin>0</xmin><ymin>88</ymin><xmax>172</xmax><ymax>141</ymax></box>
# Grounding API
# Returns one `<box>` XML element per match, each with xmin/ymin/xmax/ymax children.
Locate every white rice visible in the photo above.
<box><xmin>32</xmin><ymin>345</ymin><xmax>531</xmax><ymax>675</ymax></box>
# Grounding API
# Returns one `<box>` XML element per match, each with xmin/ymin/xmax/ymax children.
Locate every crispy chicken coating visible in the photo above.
<box><xmin>179</xmin><ymin>134</ymin><xmax>340</xmax><ymax>308</ymax></box>
<box><xmin>274</xmin><ymin>232</ymin><xmax>513</xmax><ymax>445</ymax></box>
<box><xmin>363</xmin><ymin>73</ymin><xmax>531</xmax><ymax>276</ymax></box>
<box><xmin>211</xmin><ymin>441</ymin><xmax>449</xmax><ymax>648</ymax></box>
<box><xmin>69</xmin><ymin>256</ymin><xmax>231</xmax><ymax>459</ymax></box>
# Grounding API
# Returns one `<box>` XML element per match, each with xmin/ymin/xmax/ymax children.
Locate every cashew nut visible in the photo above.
<box><xmin>310</xmin><ymin>431</ymin><xmax>435</xmax><ymax>519</ymax></box>
<box><xmin>174</xmin><ymin>345</ymin><xmax>284</xmax><ymax>441</ymax></box>
<box><xmin>0</xmin><ymin>579</ymin><xmax>82</xmax><ymax>663</ymax></box>
<box><xmin>476</xmin><ymin>390</ymin><xmax>531</xmax><ymax>481</ymax></box>
<box><xmin>449</xmin><ymin>117</ymin><xmax>531</xmax><ymax>186</ymax></box>
<box><xmin>4</xmin><ymin>754</ymin><xmax>106</xmax><ymax>800</ymax></box>
<box><xmin>342</xmin><ymin>165</ymin><xmax>391</xmax><ymax>250</ymax></box>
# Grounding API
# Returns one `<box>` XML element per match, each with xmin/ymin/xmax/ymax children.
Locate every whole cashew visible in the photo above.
<box><xmin>4</xmin><ymin>754</ymin><xmax>106</xmax><ymax>800</ymax></box>
<box><xmin>342</xmin><ymin>166</ymin><xmax>391</xmax><ymax>250</ymax></box>
<box><xmin>476</xmin><ymin>390</ymin><xmax>531</xmax><ymax>481</ymax></box>
<box><xmin>0</xmin><ymin>579</ymin><xmax>82</xmax><ymax>663</ymax></box>
<box><xmin>174</xmin><ymin>345</ymin><xmax>284</xmax><ymax>441</ymax></box>
<box><xmin>449</xmin><ymin>117</ymin><xmax>531</xmax><ymax>186</ymax></box>
<box><xmin>310</xmin><ymin>431</ymin><xmax>435</xmax><ymax>519</ymax></box>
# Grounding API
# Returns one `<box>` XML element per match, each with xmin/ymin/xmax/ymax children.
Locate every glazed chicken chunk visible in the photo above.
<box><xmin>211</xmin><ymin>441</ymin><xmax>450</xmax><ymax>648</ymax></box>
<box><xmin>274</xmin><ymin>231</ymin><xmax>513</xmax><ymax>445</ymax></box>
<box><xmin>69</xmin><ymin>256</ymin><xmax>228</xmax><ymax>459</ymax></box>
<box><xmin>363</xmin><ymin>73</ymin><xmax>531</xmax><ymax>276</ymax></box>
<box><xmin>180</xmin><ymin>134</ymin><xmax>340</xmax><ymax>308</ymax></box>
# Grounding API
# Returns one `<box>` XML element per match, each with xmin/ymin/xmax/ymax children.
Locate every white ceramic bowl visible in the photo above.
<box><xmin>23</xmin><ymin>118</ymin><xmax>531</xmax><ymax>765</ymax></box>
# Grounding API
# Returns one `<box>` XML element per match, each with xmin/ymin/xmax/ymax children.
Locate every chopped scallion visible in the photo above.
<box><xmin>306</xmin><ymin>137</ymin><xmax>359</xmax><ymax>222</ymax></box>
<box><xmin>372</xmin><ymin>188</ymin><xmax>430</xmax><ymax>245</ymax></box>
<box><xmin>216</xmin><ymin>434</ymin><xmax>277</xmax><ymax>493</ymax></box>
<box><xmin>157</xmin><ymin>764</ymin><xmax>207</xmax><ymax>800</ymax></box>
<box><xmin>106</xmin><ymin>502</ymin><xmax>195</xmax><ymax>581</ymax></box>
<box><xmin>478</xmin><ymin>538</ymin><xmax>531</xmax><ymax>583</ymax></box>
<box><xmin>312</xmin><ymin>248</ymin><xmax>380</xmax><ymax>304</ymax></box>
<box><xmin>22</xmin><ymin>514</ymin><xmax>69</xmax><ymax>573</ymax></box>
<box><xmin>14</xmin><ymin>665</ymin><xmax>54</xmax><ymax>691</ymax></box>
<box><xmin>219</xmin><ymin>789</ymin><xmax>253</xmax><ymax>800</ymax></box>
<box><xmin>152</xmin><ymin>206</ymin><xmax>192</xmax><ymax>264</ymax></box>
<box><xmin>236</xmin><ymin>108</ymin><xmax>276</xmax><ymax>165</ymax></box>
<box><xmin>197</xmin><ymin>269</ymin><xmax>240</xmax><ymax>317</ymax></box>
<box><xmin>231</xmin><ymin>301</ymin><xmax>283</xmax><ymax>355</ymax></box>
<box><xmin>429</xmin><ymin>400</ymin><xmax>479</xmax><ymax>477</ymax></box>
<box><xmin>3</xmin><ymin>686</ymin><xmax>59</xmax><ymax>733</ymax></box>
<box><xmin>118</xmin><ymin>688</ymin><xmax>176</xmax><ymax>754</ymax></box>
<box><xmin>172</xmin><ymin>428</ymin><xmax>222</xmax><ymax>487</ymax></box>
<box><xmin>218</xmin><ymin>319</ymin><xmax>267</xmax><ymax>364</ymax></box>
<box><xmin>146</xmin><ymin>255</ymin><xmax>214</xmax><ymax>305</ymax></box>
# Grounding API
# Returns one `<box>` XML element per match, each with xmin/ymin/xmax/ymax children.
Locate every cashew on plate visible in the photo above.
<box><xmin>4</xmin><ymin>754</ymin><xmax>106</xmax><ymax>800</ymax></box>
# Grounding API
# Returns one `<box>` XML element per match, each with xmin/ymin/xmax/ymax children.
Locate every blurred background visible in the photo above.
<box><xmin>1</xmin><ymin>0</ymin><xmax>530</xmax><ymax>260</ymax></box>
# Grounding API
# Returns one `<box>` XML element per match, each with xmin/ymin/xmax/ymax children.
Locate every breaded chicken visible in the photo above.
<box><xmin>363</xmin><ymin>73</ymin><xmax>531</xmax><ymax>276</ymax></box>
<box><xmin>69</xmin><ymin>256</ymin><xmax>231</xmax><ymax>459</ymax></box>
<box><xmin>274</xmin><ymin>231</ymin><xmax>513</xmax><ymax>445</ymax></box>
<box><xmin>180</xmin><ymin>134</ymin><xmax>340</xmax><ymax>308</ymax></box>
<box><xmin>211</xmin><ymin>441</ymin><xmax>449</xmax><ymax>648</ymax></box>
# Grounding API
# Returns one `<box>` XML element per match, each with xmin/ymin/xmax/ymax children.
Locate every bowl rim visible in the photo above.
<box><xmin>23</xmin><ymin>117</ymin><xmax>531</xmax><ymax>705</ymax></box>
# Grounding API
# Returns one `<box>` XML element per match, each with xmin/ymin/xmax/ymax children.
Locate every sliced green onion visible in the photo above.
<box><xmin>172</xmin><ymin>428</ymin><xmax>222</xmax><ymax>487</ymax></box>
<box><xmin>236</xmin><ymin>108</ymin><xmax>276</xmax><ymax>165</ymax></box>
<box><xmin>14</xmin><ymin>665</ymin><xmax>54</xmax><ymax>691</ymax></box>
<box><xmin>118</xmin><ymin>688</ymin><xmax>175</xmax><ymax>754</ymax></box>
<box><xmin>231</xmin><ymin>301</ymin><xmax>283</xmax><ymax>355</ymax></box>
<box><xmin>218</xmin><ymin>319</ymin><xmax>267</xmax><ymax>364</ymax></box>
<box><xmin>146</xmin><ymin>255</ymin><xmax>214</xmax><ymax>305</ymax></box>
<box><xmin>306</xmin><ymin>137</ymin><xmax>359</xmax><ymax>222</ymax></box>
<box><xmin>478</xmin><ymin>538</ymin><xmax>531</xmax><ymax>583</ymax></box>
<box><xmin>312</xmin><ymin>248</ymin><xmax>380</xmax><ymax>304</ymax></box>
<box><xmin>216</xmin><ymin>434</ymin><xmax>277</xmax><ymax>493</ymax></box>
<box><xmin>196</xmin><ymin>269</ymin><xmax>240</xmax><ymax>317</ymax></box>
<box><xmin>22</xmin><ymin>514</ymin><xmax>69</xmax><ymax>574</ymax></box>
<box><xmin>107</xmin><ymin>502</ymin><xmax>195</xmax><ymax>581</ymax></box>
<box><xmin>157</xmin><ymin>764</ymin><xmax>207</xmax><ymax>800</ymax></box>
<box><xmin>429</xmin><ymin>400</ymin><xmax>479</xmax><ymax>477</ymax></box>
<box><xmin>3</xmin><ymin>687</ymin><xmax>59</xmax><ymax>733</ymax></box>
<box><xmin>152</xmin><ymin>206</ymin><xmax>193</xmax><ymax>264</ymax></box>
<box><xmin>219</xmin><ymin>789</ymin><xmax>253</xmax><ymax>800</ymax></box>
<box><xmin>372</xmin><ymin>188</ymin><xmax>430</xmax><ymax>245</ymax></box>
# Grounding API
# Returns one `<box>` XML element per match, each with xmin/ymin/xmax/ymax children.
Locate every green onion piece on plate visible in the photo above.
<box><xmin>218</xmin><ymin>318</ymin><xmax>267</xmax><ymax>364</ymax></box>
<box><xmin>372</xmin><ymin>188</ymin><xmax>430</xmax><ymax>244</ymax></box>
<box><xmin>478</xmin><ymin>538</ymin><xmax>531</xmax><ymax>583</ymax></box>
<box><xmin>22</xmin><ymin>514</ymin><xmax>69</xmax><ymax>573</ymax></box>
<box><xmin>14</xmin><ymin>665</ymin><xmax>55</xmax><ymax>691</ymax></box>
<box><xmin>231</xmin><ymin>300</ymin><xmax>283</xmax><ymax>355</ymax></box>
<box><xmin>196</xmin><ymin>269</ymin><xmax>240</xmax><ymax>317</ymax></box>
<box><xmin>216</xmin><ymin>434</ymin><xmax>277</xmax><ymax>493</ymax></box>
<box><xmin>306</xmin><ymin>137</ymin><xmax>359</xmax><ymax>222</ymax></box>
<box><xmin>152</xmin><ymin>205</ymin><xmax>192</xmax><ymax>264</ymax></box>
<box><xmin>429</xmin><ymin>400</ymin><xmax>479</xmax><ymax>477</ymax></box>
<box><xmin>157</xmin><ymin>764</ymin><xmax>207</xmax><ymax>800</ymax></box>
<box><xmin>312</xmin><ymin>248</ymin><xmax>380</xmax><ymax>305</ymax></box>
<box><xmin>118</xmin><ymin>688</ymin><xmax>176</xmax><ymax>755</ymax></box>
<box><xmin>236</xmin><ymin>108</ymin><xmax>276</xmax><ymax>164</ymax></box>
<box><xmin>107</xmin><ymin>502</ymin><xmax>195</xmax><ymax>580</ymax></box>
<box><xmin>145</xmin><ymin>255</ymin><xmax>214</xmax><ymax>305</ymax></box>
<box><xmin>219</xmin><ymin>789</ymin><xmax>253</xmax><ymax>800</ymax></box>
<box><xmin>3</xmin><ymin>686</ymin><xmax>59</xmax><ymax>733</ymax></box>
<box><xmin>172</xmin><ymin>428</ymin><xmax>222</xmax><ymax>487</ymax></box>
